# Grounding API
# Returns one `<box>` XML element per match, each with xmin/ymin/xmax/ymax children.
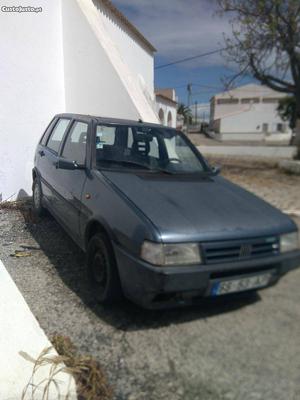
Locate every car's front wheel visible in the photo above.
<box><xmin>32</xmin><ymin>178</ymin><xmax>46</xmax><ymax>217</ymax></box>
<box><xmin>87</xmin><ymin>232</ymin><xmax>122</xmax><ymax>304</ymax></box>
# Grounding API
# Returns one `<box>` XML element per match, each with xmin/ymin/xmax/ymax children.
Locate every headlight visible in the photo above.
<box><xmin>141</xmin><ymin>241</ymin><xmax>202</xmax><ymax>266</ymax></box>
<box><xmin>280</xmin><ymin>232</ymin><xmax>299</xmax><ymax>253</ymax></box>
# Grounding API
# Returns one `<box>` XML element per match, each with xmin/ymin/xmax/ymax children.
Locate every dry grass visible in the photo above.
<box><xmin>20</xmin><ymin>335</ymin><xmax>113</xmax><ymax>400</ymax></box>
<box><xmin>0</xmin><ymin>200</ymin><xmax>28</xmax><ymax>210</ymax></box>
<box><xmin>51</xmin><ymin>334</ymin><xmax>113</xmax><ymax>400</ymax></box>
<box><xmin>0</xmin><ymin>199</ymin><xmax>41</xmax><ymax>224</ymax></box>
<box><xmin>20</xmin><ymin>346</ymin><xmax>75</xmax><ymax>400</ymax></box>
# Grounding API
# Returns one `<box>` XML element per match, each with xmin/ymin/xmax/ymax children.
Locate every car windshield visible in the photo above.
<box><xmin>95</xmin><ymin>124</ymin><xmax>207</xmax><ymax>174</ymax></box>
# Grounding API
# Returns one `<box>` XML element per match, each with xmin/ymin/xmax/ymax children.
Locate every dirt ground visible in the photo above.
<box><xmin>0</xmin><ymin>159</ymin><xmax>300</xmax><ymax>400</ymax></box>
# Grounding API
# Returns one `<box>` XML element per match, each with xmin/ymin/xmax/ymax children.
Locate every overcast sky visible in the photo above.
<box><xmin>113</xmin><ymin>0</ymin><xmax>254</xmax><ymax>104</ymax></box>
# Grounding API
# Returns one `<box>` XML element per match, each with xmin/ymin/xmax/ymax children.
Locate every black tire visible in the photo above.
<box><xmin>87</xmin><ymin>232</ymin><xmax>122</xmax><ymax>304</ymax></box>
<box><xmin>32</xmin><ymin>178</ymin><xmax>46</xmax><ymax>217</ymax></box>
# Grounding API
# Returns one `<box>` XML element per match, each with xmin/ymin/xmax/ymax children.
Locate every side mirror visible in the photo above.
<box><xmin>210</xmin><ymin>165</ymin><xmax>221</xmax><ymax>176</ymax></box>
<box><xmin>56</xmin><ymin>159</ymin><xmax>85</xmax><ymax>170</ymax></box>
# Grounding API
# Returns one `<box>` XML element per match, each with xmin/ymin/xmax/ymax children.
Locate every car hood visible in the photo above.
<box><xmin>102</xmin><ymin>171</ymin><xmax>296</xmax><ymax>242</ymax></box>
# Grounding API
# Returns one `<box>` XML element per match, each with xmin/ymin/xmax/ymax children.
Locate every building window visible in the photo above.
<box><xmin>159</xmin><ymin>108</ymin><xmax>165</xmax><ymax>125</ymax></box>
<box><xmin>167</xmin><ymin>111</ymin><xmax>172</xmax><ymax>127</ymax></box>
<box><xmin>262</xmin><ymin>98</ymin><xmax>280</xmax><ymax>103</ymax></box>
<box><xmin>277</xmin><ymin>123</ymin><xmax>286</xmax><ymax>133</ymax></box>
<box><xmin>241</xmin><ymin>97</ymin><xmax>260</xmax><ymax>104</ymax></box>
<box><xmin>216</xmin><ymin>98</ymin><xmax>239</xmax><ymax>105</ymax></box>
<box><xmin>262</xmin><ymin>123</ymin><xmax>269</xmax><ymax>133</ymax></box>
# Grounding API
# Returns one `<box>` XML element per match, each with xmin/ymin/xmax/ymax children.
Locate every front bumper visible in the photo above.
<box><xmin>113</xmin><ymin>243</ymin><xmax>300</xmax><ymax>309</ymax></box>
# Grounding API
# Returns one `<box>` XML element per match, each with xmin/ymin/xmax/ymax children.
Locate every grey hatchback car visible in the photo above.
<box><xmin>33</xmin><ymin>113</ymin><xmax>300</xmax><ymax>308</ymax></box>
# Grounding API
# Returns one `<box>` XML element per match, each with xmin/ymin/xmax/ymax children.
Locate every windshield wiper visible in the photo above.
<box><xmin>98</xmin><ymin>159</ymin><xmax>174</xmax><ymax>174</ymax></box>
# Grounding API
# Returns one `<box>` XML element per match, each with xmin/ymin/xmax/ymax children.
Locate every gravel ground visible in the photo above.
<box><xmin>0</xmin><ymin>161</ymin><xmax>300</xmax><ymax>400</ymax></box>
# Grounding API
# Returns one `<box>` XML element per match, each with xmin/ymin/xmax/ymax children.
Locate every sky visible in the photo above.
<box><xmin>113</xmin><ymin>0</ymin><xmax>255</xmax><ymax>105</ymax></box>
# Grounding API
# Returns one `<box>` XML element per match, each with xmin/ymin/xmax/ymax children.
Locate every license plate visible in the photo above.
<box><xmin>211</xmin><ymin>272</ymin><xmax>273</xmax><ymax>296</ymax></box>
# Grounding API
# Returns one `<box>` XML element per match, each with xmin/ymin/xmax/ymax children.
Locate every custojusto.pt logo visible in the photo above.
<box><xmin>1</xmin><ymin>5</ymin><xmax>42</xmax><ymax>13</ymax></box>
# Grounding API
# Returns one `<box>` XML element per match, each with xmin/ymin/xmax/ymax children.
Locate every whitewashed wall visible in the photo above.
<box><xmin>99</xmin><ymin>3</ymin><xmax>154</xmax><ymax>96</ymax></box>
<box><xmin>62</xmin><ymin>0</ymin><xmax>139</xmax><ymax>118</ymax></box>
<box><xmin>71</xmin><ymin>0</ymin><xmax>158</xmax><ymax>123</ymax></box>
<box><xmin>155</xmin><ymin>98</ymin><xmax>177</xmax><ymax>128</ymax></box>
<box><xmin>211</xmin><ymin>84</ymin><xmax>292</xmax><ymax>141</ymax></box>
<box><xmin>219</xmin><ymin>103</ymin><xmax>290</xmax><ymax>133</ymax></box>
<box><xmin>0</xmin><ymin>0</ymin><xmax>158</xmax><ymax>201</ymax></box>
<box><xmin>219</xmin><ymin>104</ymin><xmax>292</xmax><ymax>141</ymax></box>
<box><xmin>0</xmin><ymin>0</ymin><xmax>65</xmax><ymax>201</ymax></box>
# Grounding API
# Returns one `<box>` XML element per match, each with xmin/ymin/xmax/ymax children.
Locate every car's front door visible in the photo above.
<box><xmin>54</xmin><ymin>119</ymin><xmax>89</xmax><ymax>241</ymax></box>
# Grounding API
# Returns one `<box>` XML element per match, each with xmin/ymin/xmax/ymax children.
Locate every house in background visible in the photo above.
<box><xmin>210</xmin><ymin>84</ymin><xmax>292</xmax><ymax>141</ymax></box>
<box><xmin>155</xmin><ymin>89</ymin><xmax>177</xmax><ymax>128</ymax></box>
<box><xmin>0</xmin><ymin>0</ymin><xmax>167</xmax><ymax>201</ymax></box>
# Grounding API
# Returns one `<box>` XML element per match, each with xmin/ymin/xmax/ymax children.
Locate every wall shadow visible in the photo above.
<box><xmin>21</xmin><ymin>203</ymin><xmax>261</xmax><ymax>332</ymax></box>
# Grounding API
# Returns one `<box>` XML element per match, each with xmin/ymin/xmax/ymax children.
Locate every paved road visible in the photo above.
<box><xmin>0</xmin><ymin>162</ymin><xmax>300</xmax><ymax>400</ymax></box>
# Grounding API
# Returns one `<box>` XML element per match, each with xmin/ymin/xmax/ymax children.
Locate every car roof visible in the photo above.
<box><xmin>54</xmin><ymin>113</ymin><xmax>173</xmax><ymax>130</ymax></box>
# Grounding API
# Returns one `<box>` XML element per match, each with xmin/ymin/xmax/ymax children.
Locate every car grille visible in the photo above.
<box><xmin>202</xmin><ymin>236</ymin><xmax>279</xmax><ymax>264</ymax></box>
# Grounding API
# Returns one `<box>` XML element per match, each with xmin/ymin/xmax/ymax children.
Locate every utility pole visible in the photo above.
<box><xmin>187</xmin><ymin>83</ymin><xmax>192</xmax><ymax>134</ymax></box>
<box><xmin>195</xmin><ymin>100</ymin><xmax>198</xmax><ymax>128</ymax></box>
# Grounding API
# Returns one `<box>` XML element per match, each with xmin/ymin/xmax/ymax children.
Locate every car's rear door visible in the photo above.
<box><xmin>53</xmin><ymin>119</ymin><xmax>89</xmax><ymax>241</ymax></box>
<box><xmin>38</xmin><ymin>117</ymin><xmax>72</xmax><ymax>208</ymax></box>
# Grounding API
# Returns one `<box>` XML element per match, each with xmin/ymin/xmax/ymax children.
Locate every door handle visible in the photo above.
<box><xmin>38</xmin><ymin>150</ymin><xmax>45</xmax><ymax>157</ymax></box>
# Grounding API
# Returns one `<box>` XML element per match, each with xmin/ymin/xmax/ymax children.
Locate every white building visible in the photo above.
<box><xmin>0</xmin><ymin>0</ymin><xmax>164</xmax><ymax>201</ymax></box>
<box><xmin>155</xmin><ymin>89</ymin><xmax>177</xmax><ymax>128</ymax></box>
<box><xmin>210</xmin><ymin>84</ymin><xmax>292</xmax><ymax>141</ymax></box>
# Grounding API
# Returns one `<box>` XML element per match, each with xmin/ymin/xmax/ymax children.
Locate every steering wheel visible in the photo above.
<box><xmin>167</xmin><ymin>158</ymin><xmax>182</xmax><ymax>164</ymax></box>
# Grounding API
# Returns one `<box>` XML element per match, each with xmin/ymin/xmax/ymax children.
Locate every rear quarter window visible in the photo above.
<box><xmin>40</xmin><ymin>118</ymin><xmax>57</xmax><ymax>146</ymax></box>
<box><xmin>46</xmin><ymin>118</ymin><xmax>71</xmax><ymax>154</ymax></box>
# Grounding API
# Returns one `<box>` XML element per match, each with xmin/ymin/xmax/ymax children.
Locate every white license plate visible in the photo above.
<box><xmin>211</xmin><ymin>272</ymin><xmax>273</xmax><ymax>296</ymax></box>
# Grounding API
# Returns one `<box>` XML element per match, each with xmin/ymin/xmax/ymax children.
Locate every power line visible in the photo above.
<box><xmin>155</xmin><ymin>48</ymin><xmax>225</xmax><ymax>69</ymax></box>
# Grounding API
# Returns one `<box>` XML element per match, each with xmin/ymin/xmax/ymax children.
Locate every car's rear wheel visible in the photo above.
<box><xmin>87</xmin><ymin>232</ymin><xmax>122</xmax><ymax>304</ymax></box>
<box><xmin>32</xmin><ymin>178</ymin><xmax>46</xmax><ymax>217</ymax></box>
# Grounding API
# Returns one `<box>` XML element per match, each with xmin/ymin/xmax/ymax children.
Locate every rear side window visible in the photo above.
<box><xmin>46</xmin><ymin>118</ymin><xmax>70</xmax><ymax>154</ymax></box>
<box><xmin>61</xmin><ymin>121</ymin><xmax>88</xmax><ymax>165</ymax></box>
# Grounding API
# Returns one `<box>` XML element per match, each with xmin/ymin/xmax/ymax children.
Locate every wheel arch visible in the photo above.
<box><xmin>32</xmin><ymin>168</ymin><xmax>40</xmax><ymax>190</ymax></box>
<box><xmin>84</xmin><ymin>219</ymin><xmax>115</xmax><ymax>251</ymax></box>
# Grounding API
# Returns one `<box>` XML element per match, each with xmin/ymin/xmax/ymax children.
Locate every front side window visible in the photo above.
<box><xmin>95</xmin><ymin>124</ymin><xmax>207</xmax><ymax>174</ymax></box>
<box><xmin>46</xmin><ymin>118</ymin><xmax>70</xmax><ymax>154</ymax></box>
<box><xmin>61</xmin><ymin>121</ymin><xmax>88</xmax><ymax>165</ymax></box>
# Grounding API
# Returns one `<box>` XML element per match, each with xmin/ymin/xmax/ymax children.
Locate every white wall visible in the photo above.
<box><xmin>155</xmin><ymin>98</ymin><xmax>177</xmax><ymax>128</ymax></box>
<box><xmin>211</xmin><ymin>84</ymin><xmax>292</xmax><ymax>141</ymax></box>
<box><xmin>72</xmin><ymin>0</ymin><xmax>158</xmax><ymax>123</ymax></box>
<box><xmin>62</xmin><ymin>0</ymin><xmax>139</xmax><ymax>118</ymax></box>
<box><xmin>219</xmin><ymin>103</ymin><xmax>291</xmax><ymax>136</ymax></box>
<box><xmin>0</xmin><ymin>0</ymin><xmax>159</xmax><ymax>200</ymax></box>
<box><xmin>0</xmin><ymin>0</ymin><xmax>65</xmax><ymax>201</ymax></box>
<box><xmin>99</xmin><ymin>3</ymin><xmax>154</xmax><ymax>96</ymax></box>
